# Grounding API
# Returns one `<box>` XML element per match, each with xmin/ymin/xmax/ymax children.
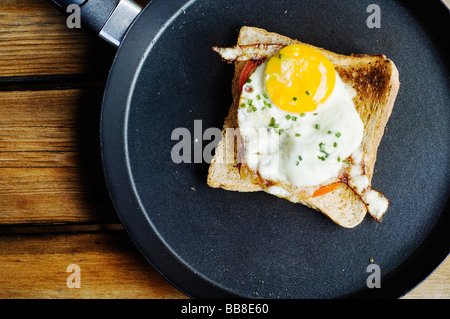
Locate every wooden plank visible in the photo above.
<box><xmin>0</xmin><ymin>0</ymin><xmax>151</xmax><ymax>78</ymax></box>
<box><xmin>0</xmin><ymin>151</ymin><xmax>79</xmax><ymax>168</ymax></box>
<box><xmin>0</xmin><ymin>89</ymin><xmax>102</xmax><ymax>152</ymax></box>
<box><xmin>0</xmin><ymin>167</ymin><xmax>116</xmax><ymax>224</ymax></box>
<box><xmin>0</xmin><ymin>88</ymin><xmax>116</xmax><ymax>224</ymax></box>
<box><xmin>0</xmin><ymin>231</ymin><xmax>187</xmax><ymax>299</ymax></box>
<box><xmin>0</xmin><ymin>0</ymin><xmax>113</xmax><ymax>77</ymax></box>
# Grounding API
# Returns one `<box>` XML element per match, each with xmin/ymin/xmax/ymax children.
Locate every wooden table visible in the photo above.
<box><xmin>0</xmin><ymin>0</ymin><xmax>448</xmax><ymax>299</ymax></box>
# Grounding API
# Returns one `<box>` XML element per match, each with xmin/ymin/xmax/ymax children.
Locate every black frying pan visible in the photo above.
<box><xmin>50</xmin><ymin>0</ymin><xmax>450</xmax><ymax>298</ymax></box>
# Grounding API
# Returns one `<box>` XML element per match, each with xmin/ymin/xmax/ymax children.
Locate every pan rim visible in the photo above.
<box><xmin>100</xmin><ymin>0</ymin><xmax>450</xmax><ymax>299</ymax></box>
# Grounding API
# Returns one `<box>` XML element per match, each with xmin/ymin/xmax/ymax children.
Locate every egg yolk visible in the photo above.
<box><xmin>265</xmin><ymin>44</ymin><xmax>336</xmax><ymax>113</ymax></box>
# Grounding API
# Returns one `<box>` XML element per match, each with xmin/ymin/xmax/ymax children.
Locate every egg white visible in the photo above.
<box><xmin>238</xmin><ymin>61</ymin><xmax>364</xmax><ymax>187</ymax></box>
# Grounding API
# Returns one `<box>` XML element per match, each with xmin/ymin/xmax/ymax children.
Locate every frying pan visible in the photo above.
<box><xmin>49</xmin><ymin>0</ymin><xmax>450</xmax><ymax>298</ymax></box>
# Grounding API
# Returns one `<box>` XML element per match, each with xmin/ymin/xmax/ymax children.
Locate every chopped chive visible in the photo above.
<box><xmin>293</xmin><ymin>97</ymin><xmax>298</xmax><ymax>101</ymax></box>
<box><xmin>269</xmin><ymin>117</ymin><xmax>276</xmax><ymax>127</ymax></box>
<box><xmin>327</xmin><ymin>130</ymin><xmax>333</xmax><ymax>135</ymax></box>
<box><xmin>320</xmin><ymin>150</ymin><xmax>329</xmax><ymax>158</ymax></box>
<box><xmin>318</xmin><ymin>143</ymin><xmax>329</xmax><ymax>157</ymax></box>
<box><xmin>246</xmin><ymin>104</ymin><xmax>257</xmax><ymax>113</ymax></box>
<box><xmin>315</xmin><ymin>124</ymin><xmax>320</xmax><ymax>130</ymax></box>
<box><xmin>278</xmin><ymin>129</ymin><xmax>285</xmax><ymax>135</ymax></box>
<box><xmin>318</xmin><ymin>156</ymin><xmax>326</xmax><ymax>161</ymax></box>
<box><xmin>263</xmin><ymin>100</ymin><xmax>272</xmax><ymax>108</ymax></box>
<box><xmin>337</xmin><ymin>157</ymin><xmax>341</xmax><ymax>162</ymax></box>
<box><xmin>240</xmin><ymin>103</ymin><xmax>246</xmax><ymax>108</ymax></box>
<box><xmin>300</xmin><ymin>113</ymin><xmax>306</xmax><ymax>117</ymax></box>
<box><xmin>268</xmin><ymin>118</ymin><xmax>278</xmax><ymax>127</ymax></box>
<box><xmin>295</xmin><ymin>133</ymin><xmax>301</xmax><ymax>137</ymax></box>
<box><xmin>247</xmin><ymin>99</ymin><xmax>253</xmax><ymax>106</ymax></box>
<box><xmin>313</xmin><ymin>113</ymin><xmax>318</xmax><ymax>116</ymax></box>
<box><xmin>292</xmin><ymin>116</ymin><xmax>297</xmax><ymax>121</ymax></box>
<box><xmin>256</xmin><ymin>94</ymin><xmax>261</xmax><ymax>100</ymax></box>
<box><xmin>298</xmin><ymin>155</ymin><xmax>303</xmax><ymax>161</ymax></box>
<box><xmin>263</xmin><ymin>92</ymin><xmax>269</xmax><ymax>99</ymax></box>
<box><xmin>246</xmin><ymin>78</ymin><xmax>252</xmax><ymax>83</ymax></box>
<box><xmin>335</xmin><ymin>132</ymin><xmax>342</xmax><ymax>138</ymax></box>
<box><xmin>305</xmin><ymin>90</ymin><xmax>311</xmax><ymax>96</ymax></box>
<box><xmin>333</xmin><ymin>142</ymin><xmax>338</xmax><ymax>147</ymax></box>
<box><xmin>285</xmin><ymin>114</ymin><xmax>291</xmax><ymax>120</ymax></box>
<box><xmin>296</xmin><ymin>161</ymin><xmax>300</xmax><ymax>166</ymax></box>
<box><xmin>279</xmin><ymin>53</ymin><xmax>283</xmax><ymax>59</ymax></box>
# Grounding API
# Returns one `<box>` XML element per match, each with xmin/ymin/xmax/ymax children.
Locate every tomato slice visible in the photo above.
<box><xmin>312</xmin><ymin>182</ymin><xmax>340</xmax><ymax>198</ymax></box>
<box><xmin>238</xmin><ymin>60</ymin><xmax>258</xmax><ymax>93</ymax></box>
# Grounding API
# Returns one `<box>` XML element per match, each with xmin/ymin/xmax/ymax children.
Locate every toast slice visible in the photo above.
<box><xmin>207</xmin><ymin>27</ymin><xmax>400</xmax><ymax>228</ymax></box>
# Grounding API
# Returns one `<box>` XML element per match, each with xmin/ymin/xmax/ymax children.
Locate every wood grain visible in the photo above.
<box><xmin>0</xmin><ymin>232</ymin><xmax>187</xmax><ymax>299</ymax></box>
<box><xmin>0</xmin><ymin>0</ymin><xmax>115</xmax><ymax>77</ymax></box>
<box><xmin>0</xmin><ymin>89</ymin><xmax>117</xmax><ymax>224</ymax></box>
<box><xmin>0</xmin><ymin>0</ymin><xmax>152</xmax><ymax>78</ymax></box>
<box><xmin>0</xmin><ymin>89</ymin><xmax>102</xmax><ymax>152</ymax></box>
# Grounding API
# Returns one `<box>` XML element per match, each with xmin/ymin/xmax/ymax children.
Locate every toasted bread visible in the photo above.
<box><xmin>207</xmin><ymin>27</ymin><xmax>400</xmax><ymax>228</ymax></box>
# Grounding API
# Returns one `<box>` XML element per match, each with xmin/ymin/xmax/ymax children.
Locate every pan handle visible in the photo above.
<box><xmin>48</xmin><ymin>0</ymin><xmax>142</xmax><ymax>47</ymax></box>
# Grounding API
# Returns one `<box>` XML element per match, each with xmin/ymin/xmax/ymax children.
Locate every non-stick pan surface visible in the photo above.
<box><xmin>100</xmin><ymin>0</ymin><xmax>450</xmax><ymax>298</ymax></box>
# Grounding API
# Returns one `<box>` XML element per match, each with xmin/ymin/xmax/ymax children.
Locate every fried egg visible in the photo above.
<box><xmin>238</xmin><ymin>44</ymin><xmax>364</xmax><ymax>188</ymax></box>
